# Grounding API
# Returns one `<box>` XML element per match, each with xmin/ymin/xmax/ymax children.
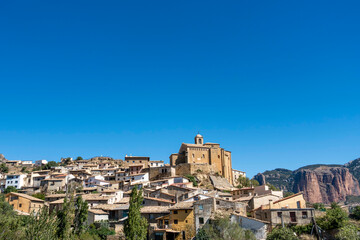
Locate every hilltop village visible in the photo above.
<box><xmin>0</xmin><ymin>134</ymin><xmax>313</xmax><ymax>240</ymax></box>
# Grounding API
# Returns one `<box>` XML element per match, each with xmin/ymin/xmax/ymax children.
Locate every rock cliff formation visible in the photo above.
<box><xmin>293</xmin><ymin>167</ymin><xmax>360</xmax><ymax>203</ymax></box>
<box><xmin>255</xmin><ymin>162</ymin><xmax>360</xmax><ymax>204</ymax></box>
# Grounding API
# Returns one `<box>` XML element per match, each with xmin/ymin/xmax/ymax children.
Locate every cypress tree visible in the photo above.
<box><xmin>124</xmin><ymin>187</ymin><xmax>148</xmax><ymax>240</ymax></box>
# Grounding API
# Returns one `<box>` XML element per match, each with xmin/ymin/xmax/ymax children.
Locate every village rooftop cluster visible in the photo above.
<box><xmin>0</xmin><ymin>134</ymin><xmax>313</xmax><ymax>240</ymax></box>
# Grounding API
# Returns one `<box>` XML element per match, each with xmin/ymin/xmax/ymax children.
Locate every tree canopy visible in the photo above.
<box><xmin>195</xmin><ymin>216</ymin><xmax>256</xmax><ymax>240</ymax></box>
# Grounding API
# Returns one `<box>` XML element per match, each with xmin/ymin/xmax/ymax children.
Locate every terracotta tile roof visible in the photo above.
<box><xmin>141</xmin><ymin>206</ymin><xmax>170</xmax><ymax>214</ymax></box>
<box><xmin>82</xmin><ymin>194</ymin><xmax>111</xmax><ymax>201</ymax></box>
<box><xmin>144</xmin><ymin>197</ymin><xmax>173</xmax><ymax>203</ymax></box>
<box><xmin>93</xmin><ymin>204</ymin><xmax>129</xmax><ymax>210</ymax></box>
<box><xmin>45</xmin><ymin>194</ymin><xmax>67</xmax><ymax>198</ymax></box>
<box><xmin>89</xmin><ymin>209</ymin><xmax>109</xmax><ymax>215</ymax></box>
<box><xmin>50</xmin><ymin>198</ymin><xmax>65</xmax><ymax>204</ymax></box>
<box><xmin>6</xmin><ymin>192</ymin><xmax>45</xmax><ymax>202</ymax></box>
<box><xmin>273</xmin><ymin>192</ymin><xmax>303</xmax><ymax>204</ymax></box>
<box><xmin>169</xmin><ymin>202</ymin><xmax>193</xmax><ymax>210</ymax></box>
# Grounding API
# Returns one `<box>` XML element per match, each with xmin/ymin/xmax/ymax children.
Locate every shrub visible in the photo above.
<box><xmin>32</xmin><ymin>193</ymin><xmax>45</xmax><ymax>200</ymax></box>
<box><xmin>316</xmin><ymin>202</ymin><xmax>348</xmax><ymax>230</ymax></box>
<box><xmin>4</xmin><ymin>186</ymin><xmax>18</xmax><ymax>194</ymax></box>
<box><xmin>267</xmin><ymin>227</ymin><xmax>299</xmax><ymax>240</ymax></box>
<box><xmin>336</xmin><ymin>224</ymin><xmax>360</xmax><ymax>240</ymax></box>
<box><xmin>185</xmin><ymin>174</ymin><xmax>198</xmax><ymax>187</ymax></box>
<box><xmin>350</xmin><ymin>206</ymin><xmax>360</xmax><ymax>220</ymax></box>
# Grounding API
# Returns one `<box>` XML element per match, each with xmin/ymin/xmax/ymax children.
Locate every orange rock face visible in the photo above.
<box><xmin>293</xmin><ymin>167</ymin><xmax>360</xmax><ymax>203</ymax></box>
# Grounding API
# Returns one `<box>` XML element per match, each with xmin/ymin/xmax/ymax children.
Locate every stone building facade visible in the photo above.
<box><xmin>170</xmin><ymin>134</ymin><xmax>233</xmax><ymax>183</ymax></box>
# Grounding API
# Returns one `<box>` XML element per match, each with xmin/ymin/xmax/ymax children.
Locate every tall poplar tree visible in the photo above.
<box><xmin>124</xmin><ymin>187</ymin><xmax>148</xmax><ymax>240</ymax></box>
<box><xmin>74</xmin><ymin>195</ymin><xmax>89</xmax><ymax>235</ymax></box>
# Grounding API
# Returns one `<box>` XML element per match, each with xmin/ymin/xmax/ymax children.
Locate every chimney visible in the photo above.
<box><xmin>269</xmin><ymin>199</ymin><xmax>273</xmax><ymax>209</ymax></box>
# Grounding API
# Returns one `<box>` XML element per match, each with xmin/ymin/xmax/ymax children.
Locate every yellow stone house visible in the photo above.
<box><xmin>156</xmin><ymin>202</ymin><xmax>195</xmax><ymax>240</ymax></box>
<box><xmin>5</xmin><ymin>192</ymin><xmax>45</xmax><ymax>214</ymax></box>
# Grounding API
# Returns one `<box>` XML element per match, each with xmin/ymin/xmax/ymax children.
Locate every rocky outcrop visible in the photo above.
<box><xmin>257</xmin><ymin>164</ymin><xmax>360</xmax><ymax>204</ymax></box>
<box><xmin>0</xmin><ymin>154</ymin><xmax>6</xmax><ymax>162</ymax></box>
<box><xmin>254</xmin><ymin>173</ymin><xmax>266</xmax><ymax>185</ymax></box>
<box><xmin>293</xmin><ymin>167</ymin><xmax>360</xmax><ymax>203</ymax></box>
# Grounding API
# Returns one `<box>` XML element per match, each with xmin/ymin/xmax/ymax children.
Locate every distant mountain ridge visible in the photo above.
<box><xmin>254</xmin><ymin>158</ymin><xmax>360</xmax><ymax>204</ymax></box>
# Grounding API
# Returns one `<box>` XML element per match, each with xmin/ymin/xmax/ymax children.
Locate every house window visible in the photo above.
<box><xmin>19</xmin><ymin>204</ymin><xmax>22</xmax><ymax>208</ymax></box>
<box><xmin>297</xmin><ymin>201</ymin><xmax>301</xmax><ymax>208</ymax></box>
<box><xmin>182</xmin><ymin>231</ymin><xmax>186</xmax><ymax>240</ymax></box>
<box><xmin>216</xmin><ymin>201</ymin><xmax>220</xmax><ymax>205</ymax></box>
<box><xmin>290</xmin><ymin>212</ymin><xmax>297</xmax><ymax>222</ymax></box>
<box><xmin>174</xmin><ymin>210</ymin><xmax>178</xmax><ymax>214</ymax></box>
<box><xmin>264</xmin><ymin>213</ymin><xmax>267</xmax><ymax>219</ymax></box>
<box><xmin>302</xmin><ymin>211</ymin><xmax>308</xmax><ymax>219</ymax></box>
<box><xmin>277</xmin><ymin>212</ymin><xmax>282</xmax><ymax>218</ymax></box>
<box><xmin>185</xmin><ymin>210</ymin><xmax>188</xmax><ymax>213</ymax></box>
<box><xmin>185</xmin><ymin>220</ymin><xmax>188</xmax><ymax>223</ymax></box>
<box><xmin>199</xmin><ymin>217</ymin><xmax>204</xmax><ymax>224</ymax></box>
<box><xmin>199</xmin><ymin>205</ymin><xmax>203</xmax><ymax>210</ymax></box>
<box><xmin>174</xmin><ymin>219</ymin><xmax>178</xmax><ymax>224</ymax></box>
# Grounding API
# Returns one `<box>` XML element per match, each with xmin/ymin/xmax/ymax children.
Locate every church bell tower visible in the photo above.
<box><xmin>195</xmin><ymin>133</ymin><xmax>203</xmax><ymax>145</ymax></box>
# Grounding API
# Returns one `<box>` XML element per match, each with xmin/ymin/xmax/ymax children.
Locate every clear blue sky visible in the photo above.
<box><xmin>1</xmin><ymin>1</ymin><xmax>360</xmax><ymax>177</ymax></box>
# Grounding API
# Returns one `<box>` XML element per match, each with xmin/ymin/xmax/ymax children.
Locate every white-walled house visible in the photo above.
<box><xmin>35</xmin><ymin>160</ymin><xmax>48</xmax><ymax>166</ymax></box>
<box><xmin>5</xmin><ymin>174</ymin><xmax>27</xmax><ymax>189</ymax></box>
<box><xmin>21</xmin><ymin>161</ymin><xmax>33</xmax><ymax>167</ymax></box>
<box><xmin>129</xmin><ymin>172</ymin><xmax>149</xmax><ymax>184</ymax></box>
<box><xmin>149</xmin><ymin>160</ymin><xmax>165</xmax><ymax>167</ymax></box>
<box><xmin>88</xmin><ymin>209</ymin><xmax>109</xmax><ymax>225</ymax></box>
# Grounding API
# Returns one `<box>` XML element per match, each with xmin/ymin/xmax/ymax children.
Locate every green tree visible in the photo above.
<box><xmin>76</xmin><ymin>156</ymin><xmax>83</xmax><ymax>160</ymax></box>
<box><xmin>24</xmin><ymin>206</ymin><xmax>58</xmax><ymax>240</ymax></box>
<box><xmin>237</xmin><ymin>175</ymin><xmax>250</xmax><ymax>188</ymax></box>
<box><xmin>0</xmin><ymin>194</ymin><xmax>25</xmax><ymax>239</ymax></box>
<box><xmin>74</xmin><ymin>195</ymin><xmax>89</xmax><ymax>235</ymax></box>
<box><xmin>350</xmin><ymin>205</ymin><xmax>360</xmax><ymax>220</ymax></box>
<box><xmin>267</xmin><ymin>227</ymin><xmax>298</xmax><ymax>240</ymax></box>
<box><xmin>317</xmin><ymin>202</ymin><xmax>348</xmax><ymax>230</ymax></box>
<box><xmin>250</xmin><ymin>179</ymin><xmax>260</xmax><ymax>187</ymax></box>
<box><xmin>237</xmin><ymin>176</ymin><xmax>259</xmax><ymax>188</ymax></box>
<box><xmin>284</xmin><ymin>192</ymin><xmax>295</xmax><ymax>198</ymax></box>
<box><xmin>195</xmin><ymin>216</ymin><xmax>256</xmax><ymax>240</ymax></box>
<box><xmin>313</xmin><ymin>203</ymin><xmax>325</xmax><ymax>211</ymax></box>
<box><xmin>124</xmin><ymin>187</ymin><xmax>148</xmax><ymax>240</ymax></box>
<box><xmin>4</xmin><ymin>186</ymin><xmax>18</xmax><ymax>194</ymax></box>
<box><xmin>87</xmin><ymin>222</ymin><xmax>115</xmax><ymax>240</ymax></box>
<box><xmin>0</xmin><ymin>163</ymin><xmax>9</xmax><ymax>173</ymax></box>
<box><xmin>57</xmin><ymin>196</ymin><xmax>75</xmax><ymax>239</ymax></box>
<box><xmin>336</xmin><ymin>224</ymin><xmax>360</xmax><ymax>240</ymax></box>
<box><xmin>185</xmin><ymin>174</ymin><xmax>198</xmax><ymax>187</ymax></box>
<box><xmin>267</xmin><ymin>184</ymin><xmax>280</xmax><ymax>191</ymax></box>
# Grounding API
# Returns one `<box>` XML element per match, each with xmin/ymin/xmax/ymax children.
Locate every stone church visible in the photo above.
<box><xmin>170</xmin><ymin>134</ymin><xmax>233</xmax><ymax>183</ymax></box>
